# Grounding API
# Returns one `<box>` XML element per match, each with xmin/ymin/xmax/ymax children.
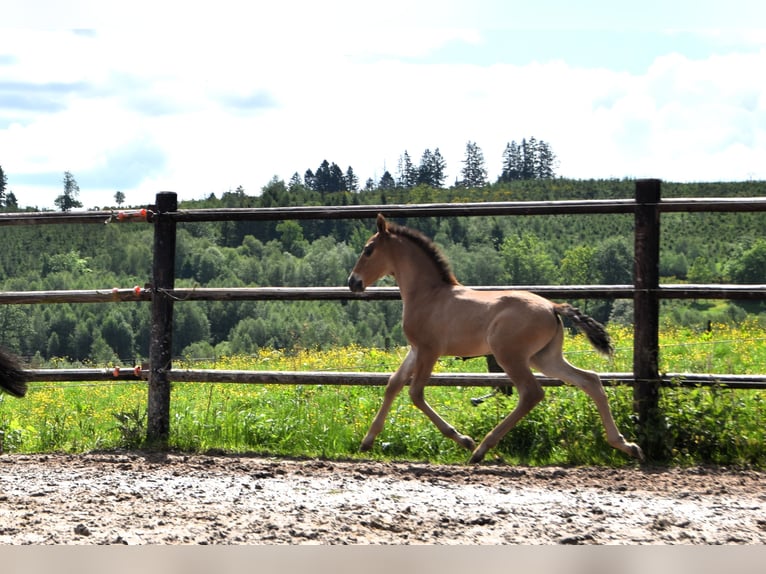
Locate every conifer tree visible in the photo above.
<box><xmin>460</xmin><ymin>141</ymin><xmax>487</xmax><ymax>188</ymax></box>
<box><xmin>397</xmin><ymin>151</ymin><xmax>418</xmax><ymax>188</ymax></box>
<box><xmin>0</xmin><ymin>165</ymin><xmax>7</xmax><ymax>207</ymax></box>
<box><xmin>378</xmin><ymin>171</ymin><xmax>395</xmax><ymax>190</ymax></box>
<box><xmin>345</xmin><ymin>166</ymin><xmax>359</xmax><ymax>192</ymax></box>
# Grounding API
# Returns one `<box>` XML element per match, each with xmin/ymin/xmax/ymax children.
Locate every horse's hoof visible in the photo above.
<box><xmin>359</xmin><ymin>441</ymin><xmax>373</xmax><ymax>453</ymax></box>
<box><xmin>459</xmin><ymin>435</ymin><xmax>477</xmax><ymax>451</ymax></box>
<box><xmin>468</xmin><ymin>449</ymin><xmax>485</xmax><ymax>464</ymax></box>
<box><xmin>630</xmin><ymin>443</ymin><xmax>645</xmax><ymax>462</ymax></box>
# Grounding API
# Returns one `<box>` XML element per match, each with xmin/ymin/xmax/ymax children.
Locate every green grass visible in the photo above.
<box><xmin>1</xmin><ymin>322</ymin><xmax>765</xmax><ymax>467</ymax></box>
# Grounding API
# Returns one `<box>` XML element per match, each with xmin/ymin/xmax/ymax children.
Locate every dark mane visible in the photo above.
<box><xmin>388</xmin><ymin>222</ymin><xmax>459</xmax><ymax>286</ymax></box>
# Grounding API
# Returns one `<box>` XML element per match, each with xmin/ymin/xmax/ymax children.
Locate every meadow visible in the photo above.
<box><xmin>1</xmin><ymin>322</ymin><xmax>764</xmax><ymax>467</ymax></box>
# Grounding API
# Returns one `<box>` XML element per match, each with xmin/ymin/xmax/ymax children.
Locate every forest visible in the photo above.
<box><xmin>0</xmin><ymin>170</ymin><xmax>765</xmax><ymax>366</ymax></box>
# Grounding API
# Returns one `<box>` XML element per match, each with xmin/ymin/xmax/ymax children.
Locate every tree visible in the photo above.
<box><xmin>378</xmin><ymin>171</ymin><xmax>395</xmax><ymax>190</ymax></box>
<box><xmin>535</xmin><ymin>140</ymin><xmax>557</xmax><ymax>179</ymax></box>
<box><xmin>417</xmin><ymin>148</ymin><xmax>447</xmax><ymax>188</ymax></box>
<box><xmin>727</xmin><ymin>239</ymin><xmax>766</xmax><ymax>283</ymax></box>
<box><xmin>345</xmin><ymin>166</ymin><xmax>359</xmax><ymax>192</ymax></box>
<box><xmin>114</xmin><ymin>191</ymin><xmax>125</xmax><ymax>206</ymax></box>
<box><xmin>313</xmin><ymin>160</ymin><xmax>347</xmax><ymax>193</ymax></box>
<box><xmin>328</xmin><ymin>162</ymin><xmax>346</xmax><ymax>192</ymax></box>
<box><xmin>431</xmin><ymin>148</ymin><xmax>447</xmax><ymax>188</ymax></box>
<box><xmin>460</xmin><ymin>141</ymin><xmax>487</xmax><ymax>188</ymax></box>
<box><xmin>0</xmin><ymin>165</ymin><xmax>6</xmax><ymax>207</ymax></box>
<box><xmin>55</xmin><ymin>171</ymin><xmax>83</xmax><ymax>212</ymax></box>
<box><xmin>499</xmin><ymin>233</ymin><xmax>556</xmax><ymax>284</ymax></box>
<box><xmin>500</xmin><ymin>138</ymin><xmax>558</xmax><ymax>181</ymax></box>
<box><xmin>500</xmin><ymin>141</ymin><xmax>522</xmax><ymax>182</ymax></box>
<box><xmin>520</xmin><ymin>138</ymin><xmax>536</xmax><ymax>180</ymax></box>
<box><xmin>101</xmin><ymin>310</ymin><xmax>135</xmax><ymax>360</ymax></box>
<box><xmin>4</xmin><ymin>191</ymin><xmax>18</xmax><ymax>210</ymax></box>
<box><xmin>288</xmin><ymin>172</ymin><xmax>304</xmax><ymax>192</ymax></box>
<box><xmin>303</xmin><ymin>169</ymin><xmax>316</xmax><ymax>191</ymax></box>
<box><xmin>397</xmin><ymin>151</ymin><xmax>417</xmax><ymax>188</ymax></box>
<box><xmin>594</xmin><ymin>238</ymin><xmax>633</xmax><ymax>285</ymax></box>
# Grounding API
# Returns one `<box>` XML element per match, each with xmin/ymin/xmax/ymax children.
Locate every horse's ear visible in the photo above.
<box><xmin>376</xmin><ymin>213</ymin><xmax>388</xmax><ymax>234</ymax></box>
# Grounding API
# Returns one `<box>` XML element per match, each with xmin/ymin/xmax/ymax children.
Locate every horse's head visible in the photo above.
<box><xmin>348</xmin><ymin>214</ymin><xmax>393</xmax><ymax>293</ymax></box>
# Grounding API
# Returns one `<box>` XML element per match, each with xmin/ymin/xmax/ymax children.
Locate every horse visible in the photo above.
<box><xmin>347</xmin><ymin>214</ymin><xmax>644</xmax><ymax>464</ymax></box>
<box><xmin>0</xmin><ymin>348</ymin><xmax>28</xmax><ymax>398</ymax></box>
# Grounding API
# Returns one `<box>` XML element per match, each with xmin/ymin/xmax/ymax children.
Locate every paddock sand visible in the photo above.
<box><xmin>1</xmin><ymin>452</ymin><xmax>764</xmax><ymax>545</ymax></box>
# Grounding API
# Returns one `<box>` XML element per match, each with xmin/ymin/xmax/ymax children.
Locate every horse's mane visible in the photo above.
<box><xmin>387</xmin><ymin>222</ymin><xmax>459</xmax><ymax>286</ymax></box>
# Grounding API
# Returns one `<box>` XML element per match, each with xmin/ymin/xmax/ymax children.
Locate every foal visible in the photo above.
<box><xmin>348</xmin><ymin>214</ymin><xmax>643</xmax><ymax>463</ymax></box>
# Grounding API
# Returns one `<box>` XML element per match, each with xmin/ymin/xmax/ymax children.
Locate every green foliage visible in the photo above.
<box><xmin>54</xmin><ymin>171</ymin><xmax>84</xmax><ymax>212</ymax></box>
<box><xmin>1</xmin><ymin>326</ymin><xmax>765</xmax><ymax>466</ymax></box>
<box><xmin>0</xmin><ymin>178</ymin><xmax>764</xmax><ymax>365</ymax></box>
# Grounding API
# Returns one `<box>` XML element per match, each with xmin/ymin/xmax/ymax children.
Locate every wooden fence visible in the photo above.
<box><xmin>2</xmin><ymin>179</ymin><xmax>766</xmax><ymax>458</ymax></box>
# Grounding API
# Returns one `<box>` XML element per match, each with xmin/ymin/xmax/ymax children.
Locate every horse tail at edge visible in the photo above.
<box><xmin>553</xmin><ymin>303</ymin><xmax>614</xmax><ymax>359</ymax></box>
<box><xmin>0</xmin><ymin>347</ymin><xmax>28</xmax><ymax>398</ymax></box>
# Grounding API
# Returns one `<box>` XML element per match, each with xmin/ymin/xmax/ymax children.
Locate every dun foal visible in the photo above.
<box><xmin>348</xmin><ymin>214</ymin><xmax>643</xmax><ymax>464</ymax></box>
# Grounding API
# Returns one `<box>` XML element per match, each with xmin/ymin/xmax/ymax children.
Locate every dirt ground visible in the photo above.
<box><xmin>0</xmin><ymin>452</ymin><xmax>764</xmax><ymax>545</ymax></box>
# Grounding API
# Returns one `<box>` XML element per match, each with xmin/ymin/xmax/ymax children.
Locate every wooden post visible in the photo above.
<box><xmin>147</xmin><ymin>192</ymin><xmax>177</xmax><ymax>446</ymax></box>
<box><xmin>633</xmin><ymin>179</ymin><xmax>665</xmax><ymax>460</ymax></box>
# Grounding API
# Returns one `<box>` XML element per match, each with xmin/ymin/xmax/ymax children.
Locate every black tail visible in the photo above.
<box><xmin>553</xmin><ymin>303</ymin><xmax>614</xmax><ymax>358</ymax></box>
<box><xmin>0</xmin><ymin>347</ymin><xmax>29</xmax><ymax>398</ymax></box>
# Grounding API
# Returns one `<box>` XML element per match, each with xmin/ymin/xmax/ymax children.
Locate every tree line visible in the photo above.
<box><xmin>280</xmin><ymin>138</ymin><xmax>557</xmax><ymax>198</ymax></box>
<box><xmin>0</xmin><ymin>175</ymin><xmax>763</xmax><ymax>365</ymax></box>
<box><xmin>1</xmin><ymin>137</ymin><xmax>556</xmax><ymax>214</ymax></box>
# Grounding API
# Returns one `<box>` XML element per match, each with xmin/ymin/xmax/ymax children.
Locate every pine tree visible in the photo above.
<box><xmin>328</xmin><ymin>162</ymin><xmax>346</xmax><ymax>192</ymax></box>
<box><xmin>417</xmin><ymin>149</ymin><xmax>435</xmax><ymax>186</ymax></box>
<box><xmin>345</xmin><ymin>166</ymin><xmax>359</xmax><ymax>192</ymax></box>
<box><xmin>0</xmin><ymin>165</ymin><xmax>7</xmax><ymax>208</ymax></box>
<box><xmin>416</xmin><ymin>148</ymin><xmax>447</xmax><ymax>188</ymax></box>
<box><xmin>500</xmin><ymin>141</ymin><xmax>522</xmax><ymax>181</ymax></box>
<box><xmin>288</xmin><ymin>172</ymin><xmax>303</xmax><ymax>192</ymax></box>
<box><xmin>431</xmin><ymin>148</ymin><xmax>447</xmax><ymax>188</ymax></box>
<box><xmin>520</xmin><ymin>138</ymin><xmax>536</xmax><ymax>180</ymax></box>
<box><xmin>460</xmin><ymin>141</ymin><xmax>487</xmax><ymax>188</ymax></box>
<box><xmin>536</xmin><ymin>140</ymin><xmax>557</xmax><ymax>179</ymax></box>
<box><xmin>378</xmin><ymin>171</ymin><xmax>395</xmax><ymax>190</ymax></box>
<box><xmin>304</xmin><ymin>169</ymin><xmax>316</xmax><ymax>191</ymax></box>
<box><xmin>314</xmin><ymin>160</ymin><xmax>332</xmax><ymax>193</ymax></box>
<box><xmin>397</xmin><ymin>151</ymin><xmax>417</xmax><ymax>188</ymax></box>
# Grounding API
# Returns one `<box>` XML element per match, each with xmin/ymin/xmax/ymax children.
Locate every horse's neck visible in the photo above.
<box><xmin>392</xmin><ymin>239</ymin><xmax>449</xmax><ymax>303</ymax></box>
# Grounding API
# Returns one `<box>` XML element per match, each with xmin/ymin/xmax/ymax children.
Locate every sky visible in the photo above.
<box><xmin>1</xmin><ymin>0</ymin><xmax>765</xmax><ymax>210</ymax></box>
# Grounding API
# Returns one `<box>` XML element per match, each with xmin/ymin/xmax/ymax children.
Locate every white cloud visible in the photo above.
<box><xmin>1</xmin><ymin>16</ymin><xmax>766</xmax><ymax>210</ymax></box>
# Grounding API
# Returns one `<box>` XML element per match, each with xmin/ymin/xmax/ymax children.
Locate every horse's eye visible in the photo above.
<box><xmin>363</xmin><ymin>244</ymin><xmax>374</xmax><ymax>257</ymax></box>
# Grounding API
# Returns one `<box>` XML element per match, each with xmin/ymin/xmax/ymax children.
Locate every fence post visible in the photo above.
<box><xmin>147</xmin><ymin>192</ymin><xmax>177</xmax><ymax>446</ymax></box>
<box><xmin>633</xmin><ymin>179</ymin><xmax>665</xmax><ymax>460</ymax></box>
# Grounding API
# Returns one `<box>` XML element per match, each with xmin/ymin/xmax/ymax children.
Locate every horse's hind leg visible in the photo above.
<box><xmin>469</xmin><ymin>363</ymin><xmax>544</xmax><ymax>464</ymax></box>
<box><xmin>360</xmin><ymin>348</ymin><xmax>416</xmax><ymax>451</ymax></box>
<box><xmin>532</xmin><ymin>340</ymin><xmax>644</xmax><ymax>461</ymax></box>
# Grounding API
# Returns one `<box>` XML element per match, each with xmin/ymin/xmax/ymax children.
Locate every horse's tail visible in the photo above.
<box><xmin>553</xmin><ymin>303</ymin><xmax>614</xmax><ymax>358</ymax></box>
<box><xmin>0</xmin><ymin>347</ymin><xmax>28</xmax><ymax>398</ymax></box>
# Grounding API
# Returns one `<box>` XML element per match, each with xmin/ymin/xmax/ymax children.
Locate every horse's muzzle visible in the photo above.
<box><xmin>347</xmin><ymin>274</ymin><xmax>365</xmax><ymax>293</ymax></box>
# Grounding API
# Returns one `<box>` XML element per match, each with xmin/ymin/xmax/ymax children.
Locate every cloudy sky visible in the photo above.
<box><xmin>2</xmin><ymin>0</ymin><xmax>765</xmax><ymax>210</ymax></box>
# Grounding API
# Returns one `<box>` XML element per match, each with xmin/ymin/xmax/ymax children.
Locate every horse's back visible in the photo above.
<box><xmin>404</xmin><ymin>286</ymin><xmax>559</xmax><ymax>358</ymax></box>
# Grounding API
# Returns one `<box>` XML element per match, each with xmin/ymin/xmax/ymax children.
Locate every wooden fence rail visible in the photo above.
<box><xmin>1</xmin><ymin>283</ymin><xmax>764</xmax><ymax>305</ymax></box>
<box><xmin>2</xmin><ymin>180</ymin><xmax>765</xmax><ymax>459</ymax></box>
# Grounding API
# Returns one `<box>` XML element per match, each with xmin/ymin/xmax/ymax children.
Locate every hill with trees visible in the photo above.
<box><xmin>0</xmin><ymin>154</ymin><xmax>764</xmax><ymax>365</ymax></box>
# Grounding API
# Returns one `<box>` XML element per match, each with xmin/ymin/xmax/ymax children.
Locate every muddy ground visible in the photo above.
<box><xmin>0</xmin><ymin>452</ymin><xmax>764</xmax><ymax>545</ymax></box>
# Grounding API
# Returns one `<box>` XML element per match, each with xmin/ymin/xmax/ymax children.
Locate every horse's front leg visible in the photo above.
<box><xmin>408</xmin><ymin>357</ymin><xmax>476</xmax><ymax>452</ymax></box>
<box><xmin>360</xmin><ymin>348</ymin><xmax>417</xmax><ymax>452</ymax></box>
